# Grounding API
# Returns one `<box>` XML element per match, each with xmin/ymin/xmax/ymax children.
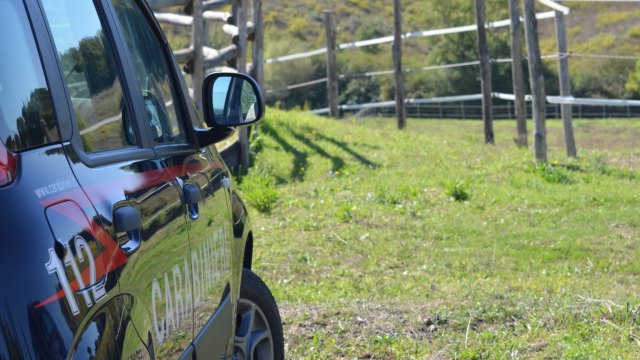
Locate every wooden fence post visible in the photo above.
<box><xmin>251</xmin><ymin>0</ymin><xmax>263</xmax><ymax>138</ymax></box>
<box><xmin>474</xmin><ymin>0</ymin><xmax>494</xmax><ymax>144</ymax></box>
<box><xmin>236</xmin><ymin>0</ymin><xmax>250</xmax><ymax>169</ymax></box>
<box><xmin>236</xmin><ymin>0</ymin><xmax>247</xmax><ymax>73</ymax></box>
<box><xmin>203</xmin><ymin>21</ymin><xmax>210</xmax><ymax>47</ymax></box>
<box><xmin>509</xmin><ymin>0</ymin><xmax>527</xmax><ymax>147</ymax></box>
<box><xmin>523</xmin><ymin>0</ymin><xmax>547</xmax><ymax>161</ymax></box>
<box><xmin>323</xmin><ymin>11</ymin><xmax>339</xmax><ymax>119</ymax></box>
<box><xmin>392</xmin><ymin>0</ymin><xmax>406</xmax><ymax>129</ymax></box>
<box><xmin>192</xmin><ymin>0</ymin><xmax>204</xmax><ymax>112</ymax></box>
<box><xmin>251</xmin><ymin>0</ymin><xmax>263</xmax><ymax>88</ymax></box>
<box><xmin>554</xmin><ymin>3</ymin><xmax>576</xmax><ymax>156</ymax></box>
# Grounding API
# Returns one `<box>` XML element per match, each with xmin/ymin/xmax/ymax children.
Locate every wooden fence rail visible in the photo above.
<box><xmin>146</xmin><ymin>0</ymin><xmax>234</xmax><ymax>11</ymax></box>
<box><xmin>151</xmin><ymin>0</ymin><xmax>261</xmax><ymax>169</ymax></box>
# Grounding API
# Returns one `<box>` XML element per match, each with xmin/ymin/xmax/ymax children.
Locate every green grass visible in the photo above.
<box><xmin>240</xmin><ymin>110</ymin><xmax>640</xmax><ymax>359</ymax></box>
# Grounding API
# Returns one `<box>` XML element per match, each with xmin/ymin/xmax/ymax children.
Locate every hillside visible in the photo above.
<box><xmin>239</xmin><ymin>110</ymin><xmax>640</xmax><ymax>358</ymax></box>
<box><xmin>260</xmin><ymin>0</ymin><xmax>640</xmax><ymax>109</ymax></box>
<box><xmin>159</xmin><ymin>0</ymin><xmax>640</xmax><ymax>110</ymax></box>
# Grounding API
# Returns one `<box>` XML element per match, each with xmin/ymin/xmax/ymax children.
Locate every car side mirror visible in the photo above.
<box><xmin>202</xmin><ymin>72</ymin><xmax>265</xmax><ymax>128</ymax></box>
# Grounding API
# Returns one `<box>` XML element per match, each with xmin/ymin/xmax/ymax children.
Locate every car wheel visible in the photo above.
<box><xmin>234</xmin><ymin>269</ymin><xmax>284</xmax><ymax>360</ymax></box>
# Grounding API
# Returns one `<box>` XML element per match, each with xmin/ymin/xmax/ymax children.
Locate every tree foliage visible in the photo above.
<box><xmin>163</xmin><ymin>0</ymin><xmax>640</xmax><ymax>110</ymax></box>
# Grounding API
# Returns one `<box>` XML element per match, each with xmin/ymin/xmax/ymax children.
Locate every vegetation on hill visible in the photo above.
<box><xmin>160</xmin><ymin>0</ymin><xmax>640</xmax><ymax>111</ymax></box>
<box><xmin>237</xmin><ymin>109</ymin><xmax>640</xmax><ymax>358</ymax></box>
<box><xmin>262</xmin><ymin>0</ymin><xmax>640</xmax><ymax>110</ymax></box>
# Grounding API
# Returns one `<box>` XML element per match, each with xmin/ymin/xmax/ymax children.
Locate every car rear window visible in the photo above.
<box><xmin>0</xmin><ymin>0</ymin><xmax>59</xmax><ymax>152</ymax></box>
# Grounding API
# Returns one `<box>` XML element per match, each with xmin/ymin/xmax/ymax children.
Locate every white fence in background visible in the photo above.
<box><xmin>374</xmin><ymin>103</ymin><xmax>640</xmax><ymax>120</ymax></box>
<box><xmin>264</xmin><ymin>11</ymin><xmax>558</xmax><ymax>64</ymax></box>
<box><xmin>309</xmin><ymin>93</ymin><xmax>640</xmax><ymax>119</ymax></box>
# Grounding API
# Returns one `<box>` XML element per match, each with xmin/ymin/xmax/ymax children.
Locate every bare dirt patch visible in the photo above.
<box><xmin>280</xmin><ymin>300</ymin><xmax>464</xmax><ymax>343</ymax></box>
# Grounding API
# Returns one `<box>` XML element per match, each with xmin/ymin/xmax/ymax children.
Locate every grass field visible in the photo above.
<box><xmin>238</xmin><ymin>110</ymin><xmax>640</xmax><ymax>359</ymax></box>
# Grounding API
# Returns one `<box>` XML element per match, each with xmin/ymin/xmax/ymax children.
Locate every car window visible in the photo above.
<box><xmin>0</xmin><ymin>0</ymin><xmax>59</xmax><ymax>152</ymax></box>
<box><xmin>111</xmin><ymin>0</ymin><xmax>187</xmax><ymax>146</ymax></box>
<box><xmin>41</xmin><ymin>0</ymin><xmax>137</xmax><ymax>153</ymax></box>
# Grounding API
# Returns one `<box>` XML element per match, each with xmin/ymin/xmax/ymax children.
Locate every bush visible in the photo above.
<box><xmin>528</xmin><ymin>162</ymin><xmax>574</xmax><ymax>184</ymax></box>
<box><xmin>336</xmin><ymin>202</ymin><xmax>354</xmax><ymax>222</ymax></box>
<box><xmin>444</xmin><ymin>180</ymin><xmax>470</xmax><ymax>202</ymax></box>
<box><xmin>374</xmin><ymin>184</ymin><xmax>400</xmax><ymax>205</ymax></box>
<box><xmin>240</xmin><ymin>173</ymin><xmax>280</xmax><ymax>213</ymax></box>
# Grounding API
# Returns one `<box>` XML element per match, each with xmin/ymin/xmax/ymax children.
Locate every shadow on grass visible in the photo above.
<box><xmin>260</xmin><ymin>122</ymin><xmax>308</xmax><ymax>182</ymax></box>
<box><xmin>314</xmin><ymin>133</ymin><xmax>377</xmax><ymax>169</ymax></box>
<box><xmin>290</xmin><ymin>131</ymin><xmax>350</xmax><ymax>172</ymax></box>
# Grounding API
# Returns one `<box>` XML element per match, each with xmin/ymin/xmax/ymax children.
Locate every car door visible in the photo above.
<box><xmin>164</xmin><ymin>133</ymin><xmax>234</xmax><ymax>358</ymax></box>
<box><xmin>106</xmin><ymin>0</ymin><xmax>235</xmax><ymax>357</ymax></box>
<box><xmin>37</xmin><ymin>0</ymin><xmax>194</xmax><ymax>359</ymax></box>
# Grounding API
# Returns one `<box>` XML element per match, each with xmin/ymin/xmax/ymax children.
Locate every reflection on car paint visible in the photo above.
<box><xmin>152</xmin><ymin>225</ymin><xmax>230</xmax><ymax>344</ymax></box>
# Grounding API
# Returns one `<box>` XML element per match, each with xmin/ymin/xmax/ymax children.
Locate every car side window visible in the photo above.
<box><xmin>0</xmin><ymin>0</ymin><xmax>59</xmax><ymax>152</ymax></box>
<box><xmin>41</xmin><ymin>0</ymin><xmax>137</xmax><ymax>153</ymax></box>
<box><xmin>111</xmin><ymin>0</ymin><xmax>187</xmax><ymax>146</ymax></box>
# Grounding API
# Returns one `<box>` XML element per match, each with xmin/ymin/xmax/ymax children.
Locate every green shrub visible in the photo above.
<box><xmin>598</xmin><ymin>165</ymin><xmax>637</xmax><ymax>181</ymax></box>
<box><xmin>335</xmin><ymin>202</ymin><xmax>354</xmax><ymax>222</ymax></box>
<box><xmin>240</xmin><ymin>173</ymin><xmax>280</xmax><ymax>213</ymax></box>
<box><xmin>528</xmin><ymin>162</ymin><xmax>574</xmax><ymax>184</ymax></box>
<box><xmin>374</xmin><ymin>184</ymin><xmax>401</xmax><ymax>205</ymax></box>
<box><xmin>444</xmin><ymin>180</ymin><xmax>470</xmax><ymax>202</ymax></box>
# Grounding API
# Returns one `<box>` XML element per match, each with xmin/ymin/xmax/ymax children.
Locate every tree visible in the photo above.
<box><xmin>625</xmin><ymin>60</ymin><xmax>640</xmax><ymax>98</ymax></box>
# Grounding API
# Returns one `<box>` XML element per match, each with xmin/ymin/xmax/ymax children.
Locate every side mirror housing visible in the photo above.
<box><xmin>194</xmin><ymin>127</ymin><xmax>235</xmax><ymax>148</ymax></box>
<box><xmin>195</xmin><ymin>72</ymin><xmax>265</xmax><ymax>148</ymax></box>
<box><xmin>202</xmin><ymin>72</ymin><xmax>265</xmax><ymax>128</ymax></box>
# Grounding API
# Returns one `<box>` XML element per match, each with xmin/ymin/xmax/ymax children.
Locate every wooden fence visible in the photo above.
<box><xmin>149</xmin><ymin>0</ymin><xmax>263</xmax><ymax>169</ymax></box>
<box><xmin>151</xmin><ymin>0</ymin><xmax>637</xmax><ymax>165</ymax></box>
<box><xmin>264</xmin><ymin>0</ymin><xmax>576</xmax><ymax>160</ymax></box>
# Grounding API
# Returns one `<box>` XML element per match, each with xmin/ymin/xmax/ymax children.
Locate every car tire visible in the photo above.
<box><xmin>234</xmin><ymin>268</ymin><xmax>284</xmax><ymax>360</ymax></box>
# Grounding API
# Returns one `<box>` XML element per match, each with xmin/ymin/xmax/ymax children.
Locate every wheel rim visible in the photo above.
<box><xmin>234</xmin><ymin>298</ymin><xmax>274</xmax><ymax>360</ymax></box>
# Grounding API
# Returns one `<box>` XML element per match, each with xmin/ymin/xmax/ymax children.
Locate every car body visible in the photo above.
<box><xmin>0</xmin><ymin>0</ymin><xmax>273</xmax><ymax>358</ymax></box>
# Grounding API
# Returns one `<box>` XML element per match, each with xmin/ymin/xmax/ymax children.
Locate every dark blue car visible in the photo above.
<box><xmin>0</xmin><ymin>0</ymin><xmax>283</xmax><ymax>358</ymax></box>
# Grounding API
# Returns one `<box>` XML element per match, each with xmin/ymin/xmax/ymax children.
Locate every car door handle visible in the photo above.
<box><xmin>114</xmin><ymin>206</ymin><xmax>142</xmax><ymax>254</ymax></box>
<box><xmin>183</xmin><ymin>184</ymin><xmax>202</xmax><ymax>204</ymax></box>
<box><xmin>183</xmin><ymin>184</ymin><xmax>202</xmax><ymax>220</ymax></box>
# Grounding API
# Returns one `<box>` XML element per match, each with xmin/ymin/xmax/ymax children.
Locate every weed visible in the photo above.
<box><xmin>293</xmin><ymin>219</ymin><xmax>316</xmax><ymax>231</ymax></box>
<box><xmin>528</xmin><ymin>161</ymin><xmax>574</xmax><ymax>183</ymax></box>
<box><xmin>397</xmin><ymin>185</ymin><xmax>420</xmax><ymax>201</ymax></box>
<box><xmin>250</xmin><ymin>135</ymin><xmax>263</xmax><ymax>154</ymax></box>
<box><xmin>335</xmin><ymin>202</ymin><xmax>354</xmax><ymax>222</ymax></box>
<box><xmin>374</xmin><ymin>184</ymin><xmax>401</xmax><ymax>205</ymax></box>
<box><xmin>444</xmin><ymin>179</ymin><xmax>470</xmax><ymax>202</ymax></box>
<box><xmin>599</xmin><ymin>166</ymin><xmax>638</xmax><ymax>180</ymax></box>
<box><xmin>240</xmin><ymin>173</ymin><xmax>280</xmax><ymax>213</ymax></box>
